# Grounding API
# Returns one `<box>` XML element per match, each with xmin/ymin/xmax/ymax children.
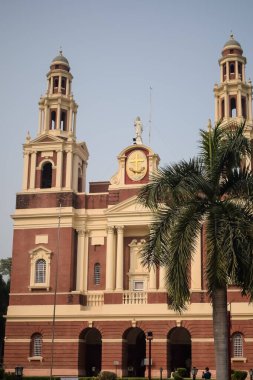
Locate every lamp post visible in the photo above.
<box><xmin>160</xmin><ymin>367</ymin><xmax>163</xmax><ymax>380</ymax></box>
<box><xmin>249</xmin><ymin>369</ymin><xmax>253</xmax><ymax>380</ymax></box>
<box><xmin>191</xmin><ymin>367</ymin><xmax>198</xmax><ymax>380</ymax></box>
<box><xmin>113</xmin><ymin>361</ymin><xmax>119</xmax><ymax>377</ymax></box>
<box><xmin>146</xmin><ymin>331</ymin><xmax>153</xmax><ymax>380</ymax></box>
<box><xmin>15</xmin><ymin>366</ymin><xmax>23</xmax><ymax>380</ymax></box>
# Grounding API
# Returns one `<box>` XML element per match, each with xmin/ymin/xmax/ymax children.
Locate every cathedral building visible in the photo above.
<box><xmin>3</xmin><ymin>35</ymin><xmax>253</xmax><ymax>378</ymax></box>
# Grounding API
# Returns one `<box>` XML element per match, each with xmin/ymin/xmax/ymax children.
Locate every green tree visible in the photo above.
<box><xmin>0</xmin><ymin>258</ymin><xmax>11</xmax><ymax>364</ymax></box>
<box><xmin>138</xmin><ymin>123</ymin><xmax>253</xmax><ymax>380</ymax></box>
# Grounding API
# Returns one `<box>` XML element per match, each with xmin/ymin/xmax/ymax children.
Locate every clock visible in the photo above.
<box><xmin>126</xmin><ymin>150</ymin><xmax>148</xmax><ymax>181</ymax></box>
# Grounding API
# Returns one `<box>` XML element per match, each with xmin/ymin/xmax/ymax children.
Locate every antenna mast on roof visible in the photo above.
<box><xmin>149</xmin><ymin>86</ymin><xmax>152</xmax><ymax>146</ymax></box>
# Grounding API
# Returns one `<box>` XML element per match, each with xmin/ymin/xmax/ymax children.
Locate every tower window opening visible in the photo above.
<box><xmin>60</xmin><ymin>111</ymin><xmax>67</xmax><ymax>131</ymax></box>
<box><xmin>41</xmin><ymin>162</ymin><xmax>53</xmax><ymax>188</ymax></box>
<box><xmin>94</xmin><ymin>263</ymin><xmax>101</xmax><ymax>285</ymax></box>
<box><xmin>50</xmin><ymin>110</ymin><xmax>56</xmax><ymax>130</ymax></box>
<box><xmin>238</xmin><ymin>62</ymin><xmax>242</xmax><ymax>79</ymax></box>
<box><xmin>221</xmin><ymin>99</ymin><xmax>225</xmax><ymax>118</ymax></box>
<box><xmin>53</xmin><ymin>77</ymin><xmax>59</xmax><ymax>93</ymax></box>
<box><xmin>230</xmin><ymin>98</ymin><xmax>237</xmax><ymax>117</ymax></box>
<box><xmin>78</xmin><ymin>167</ymin><xmax>83</xmax><ymax>192</ymax></box>
<box><xmin>230</xmin><ymin>49</ymin><xmax>234</xmax><ymax>54</ymax></box>
<box><xmin>223</xmin><ymin>64</ymin><xmax>226</xmax><ymax>81</ymax></box>
<box><xmin>229</xmin><ymin>62</ymin><xmax>235</xmax><ymax>79</ymax></box>
<box><xmin>61</xmin><ymin>77</ymin><xmax>66</xmax><ymax>94</ymax></box>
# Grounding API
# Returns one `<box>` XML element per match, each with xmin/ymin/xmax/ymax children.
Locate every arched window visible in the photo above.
<box><xmin>31</xmin><ymin>333</ymin><xmax>42</xmax><ymax>357</ymax></box>
<box><xmin>50</xmin><ymin>110</ymin><xmax>56</xmax><ymax>130</ymax></box>
<box><xmin>233</xmin><ymin>333</ymin><xmax>243</xmax><ymax>357</ymax></box>
<box><xmin>60</xmin><ymin>110</ymin><xmax>67</xmax><ymax>131</ymax></box>
<box><xmin>53</xmin><ymin>77</ymin><xmax>59</xmax><ymax>93</ymax></box>
<box><xmin>41</xmin><ymin>162</ymin><xmax>52</xmax><ymax>189</ymax></box>
<box><xmin>94</xmin><ymin>263</ymin><xmax>101</xmax><ymax>285</ymax></box>
<box><xmin>35</xmin><ymin>259</ymin><xmax>46</xmax><ymax>283</ymax></box>
<box><xmin>230</xmin><ymin>97</ymin><xmax>237</xmax><ymax>117</ymax></box>
<box><xmin>61</xmin><ymin>77</ymin><xmax>66</xmax><ymax>94</ymax></box>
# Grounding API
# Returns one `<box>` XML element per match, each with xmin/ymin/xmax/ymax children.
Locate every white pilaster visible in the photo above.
<box><xmin>149</xmin><ymin>266</ymin><xmax>156</xmax><ymax>290</ymax></box>
<box><xmin>116</xmin><ymin>226</ymin><xmax>124</xmax><ymax>290</ymax></box>
<box><xmin>76</xmin><ymin>229</ymin><xmax>85</xmax><ymax>291</ymax></box>
<box><xmin>56</xmin><ymin>150</ymin><xmax>63</xmax><ymax>189</ymax></box>
<box><xmin>83</xmin><ymin>230</ymin><xmax>89</xmax><ymax>292</ymax></box>
<box><xmin>22</xmin><ymin>152</ymin><xmax>29</xmax><ymax>190</ymax></box>
<box><xmin>29</xmin><ymin>151</ymin><xmax>36</xmax><ymax>189</ymax></box>
<box><xmin>65</xmin><ymin>149</ymin><xmax>73</xmax><ymax>189</ymax></box>
<box><xmin>106</xmin><ymin>226</ymin><xmax>115</xmax><ymax>291</ymax></box>
<box><xmin>159</xmin><ymin>266</ymin><xmax>166</xmax><ymax>290</ymax></box>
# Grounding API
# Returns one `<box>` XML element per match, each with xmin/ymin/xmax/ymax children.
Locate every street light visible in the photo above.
<box><xmin>191</xmin><ymin>367</ymin><xmax>198</xmax><ymax>380</ymax></box>
<box><xmin>15</xmin><ymin>366</ymin><xmax>23</xmax><ymax>380</ymax></box>
<box><xmin>113</xmin><ymin>361</ymin><xmax>119</xmax><ymax>377</ymax></box>
<box><xmin>160</xmin><ymin>367</ymin><xmax>163</xmax><ymax>380</ymax></box>
<box><xmin>146</xmin><ymin>331</ymin><xmax>153</xmax><ymax>380</ymax></box>
<box><xmin>249</xmin><ymin>369</ymin><xmax>253</xmax><ymax>380</ymax></box>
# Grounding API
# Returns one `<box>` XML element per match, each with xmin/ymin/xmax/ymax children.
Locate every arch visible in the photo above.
<box><xmin>35</xmin><ymin>259</ymin><xmax>46</xmax><ymax>283</ymax></box>
<box><xmin>94</xmin><ymin>263</ymin><xmax>101</xmax><ymax>285</ymax></box>
<box><xmin>232</xmin><ymin>332</ymin><xmax>243</xmax><ymax>357</ymax></box>
<box><xmin>41</xmin><ymin>162</ymin><xmax>52</xmax><ymax>188</ymax></box>
<box><xmin>61</xmin><ymin>77</ymin><xmax>67</xmax><ymax>94</ymax></box>
<box><xmin>78</xmin><ymin>327</ymin><xmax>102</xmax><ymax>376</ymax></box>
<box><xmin>230</xmin><ymin>97</ymin><xmax>237</xmax><ymax>117</ymax></box>
<box><xmin>167</xmin><ymin>327</ymin><xmax>191</xmax><ymax>376</ymax></box>
<box><xmin>30</xmin><ymin>333</ymin><xmax>42</xmax><ymax>357</ymax></box>
<box><xmin>60</xmin><ymin>110</ymin><xmax>67</xmax><ymax>131</ymax></box>
<box><xmin>50</xmin><ymin>110</ymin><xmax>56</xmax><ymax>130</ymax></box>
<box><xmin>122</xmin><ymin>327</ymin><xmax>146</xmax><ymax>377</ymax></box>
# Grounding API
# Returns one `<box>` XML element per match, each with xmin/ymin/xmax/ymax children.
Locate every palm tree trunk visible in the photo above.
<box><xmin>212</xmin><ymin>287</ymin><xmax>229</xmax><ymax>380</ymax></box>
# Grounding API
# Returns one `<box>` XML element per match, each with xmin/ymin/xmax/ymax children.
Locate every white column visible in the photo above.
<box><xmin>22</xmin><ymin>152</ymin><xmax>29</xmax><ymax>190</ymax></box>
<box><xmin>58</xmin><ymin>76</ymin><xmax>62</xmax><ymax>93</ymax></box>
<box><xmin>69</xmin><ymin>108</ymin><xmax>73</xmax><ymax>133</ymax></box>
<box><xmin>72</xmin><ymin>154</ymin><xmax>78</xmax><ymax>192</ymax></box>
<box><xmin>73</xmin><ymin>111</ymin><xmax>77</xmax><ymax>136</ymax></box>
<box><xmin>56</xmin><ymin>150</ymin><xmax>63</xmax><ymax>189</ymax></box>
<box><xmin>225</xmin><ymin>88</ymin><xmax>229</xmax><ymax>118</ymax></box>
<box><xmin>106</xmin><ymin>226</ymin><xmax>115</xmax><ymax>291</ymax></box>
<box><xmin>65</xmin><ymin>149</ymin><xmax>73</xmax><ymax>189</ymax></box>
<box><xmin>50</xmin><ymin>77</ymin><xmax>53</xmax><ymax>94</ymax></box>
<box><xmin>38</xmin><ymin>108</ymin><xmax>43</xmax><ymax>135</ymax></box>
<box><xmin>44</xmin><ymin>105</ymin><xmax>49</xmax><ymax>131</ymax></box>
<box><xmin>235</xmin><ymin>61</ymin><xmax>238</xmax><ymax>80</ymax></box>
<box><xmin>237</xmin><ymin>87</ymin><xmax>242</xmax><ymax>117</ymax></box>
<box><xmin>214</xmin><ymin>95</ymin><xmax>219</xmax><ymax>122</ymax></box>
<box><xmin>76</xmin><ymin>229</ymin><xmax>85</xmax><ymax>291</ymax></box>
<box><xmin>29</xmin><ymin>151</ymin><xmax>36</xmax><ymax>189</ymax></box>
<box><xmin>191</xmin><ymin>232</ymin><xmax>202</xmax><ymax>290</ymax></box>
<box><xmin>57</xmin><ymin>104</ymin><xmax>61</xmax><ymax>130</ymax></box>
<box><xmin>226</xmin><ymin>62</ymin><xmax>229</xmax><ymax>81</ymax></box>
<box><xmin>248</xmin><ymin>89</ymin><xmax>253</xmax><ymax>120</ymax></box>
<box><xmin>66</xmin><ymin>79</ymin><xmax>70</xmax><ymax>96</ymax></box>
<box><xmin>116</xmin><ymin>226</ymin><xmax>124</xmax><ymax>290</ymax></box>
<box><xmin>149</xmin><ymin>266</ymin><xmax>156</xmax><ymax>290</ymax></box>
<box><xmin>159</xmin><ymin>266</ymin><xmax>166</xmax><ymax>290</ymax></box>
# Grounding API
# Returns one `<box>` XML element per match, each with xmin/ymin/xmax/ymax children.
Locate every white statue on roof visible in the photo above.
<box><xmin>134</xmin><ymin>116</ymin><xmax>143</xmax><ymax>144</ymax></box>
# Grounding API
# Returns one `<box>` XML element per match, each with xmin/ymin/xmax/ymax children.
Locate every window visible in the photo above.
<box><xmin>94</xmin><ymin>263</ymin><xmax>100</xmax><ymax>285</ymax></box>
<box><xmin>29</xmin><ymin>246</ymin><xmax>52</xmax><ymax>291</ymax></box>
<box><xmin>233</xmin><ymin>333</ymin><xmax>243</xmax><ymax>357</ymax></box>
<box><xmin>31</xmin><ymin>333</ymin><xmax>42</xmax><ymax>357</ymax></box>
<box><xmin>41</xmin><ymin>162</ymin><xmax>52</xmax><ymax>189</ymax></box>
<box><xmin>230</xmin><ymin>97</ymin><xmax>237</xmax><ymax>117</ymax></box>
<box><xmin>35</xmin><ymin>259</ymin><xmax>46</xmax><ymax>283</ymax></box>
<box><xmin>134</xmin><ymin>281</ymin><xmax>144</xmax><ymax>291</ymax></box>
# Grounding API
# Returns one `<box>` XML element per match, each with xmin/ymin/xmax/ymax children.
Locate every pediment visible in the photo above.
<box><xmin>105</xmin><ymin>195</ymin><xmax>148</xmax><ymax>216</ymax></box>
<box><xmin>29</xmin><ymin>134</ymin><xmax>65</xmax><ymax>144</ymax></box>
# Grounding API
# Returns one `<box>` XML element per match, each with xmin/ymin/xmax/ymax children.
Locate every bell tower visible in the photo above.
<box><xmin>214</xmin><ymin>34</ymin><xmax>253</xmax><ymax>138</ymax></box>
<box><xmin>22</xmin><ymin>51</ymin><xmax>89</xmax><ymax>193</ymax></box>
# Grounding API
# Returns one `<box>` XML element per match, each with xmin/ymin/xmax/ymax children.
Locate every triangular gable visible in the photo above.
<box><xmin>105</xmin><ymin>195</ymin><xmax>148</xmax><ymax>216</ymax></box>
<box><xmin>29</xmin><ymin>134</ymin><xmax>65</xmax><ymax>144</ymax></box>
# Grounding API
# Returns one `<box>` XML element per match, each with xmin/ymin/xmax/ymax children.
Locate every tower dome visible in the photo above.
<box><xmin>223</xmin><ymin>33</ymin><xmax>241</xmax><ymax>49</ymax></box>
<box><xmin>50</xmin><ymin>49</ymin><xmax>70</xmax><ymax>71</ymax></box>
<box><xmin>222</xmin><ymin>33</ymin><xmax>243</xmax><ymax>57</ymax></box>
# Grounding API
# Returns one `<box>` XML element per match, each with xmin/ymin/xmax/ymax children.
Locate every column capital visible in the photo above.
<box><xmin>116</xmin><ymin>225</ymin><xmax>124</xmax><ymax>232</ymax></box>
<box><xmin>76</xmin><ymin>229</ymin><xmax>85</xmax><ymax>237</ymax></box>
<box><xmin>107</xmin><ymin>226</ymin><xmax>115</xmax><ymax>233</ymax></box>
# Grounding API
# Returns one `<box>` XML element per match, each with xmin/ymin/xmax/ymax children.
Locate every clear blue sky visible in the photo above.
<box><xmin>1</xmin><ymin>0</ymin><xmax>253</xmax><ymax>259</ymax></box>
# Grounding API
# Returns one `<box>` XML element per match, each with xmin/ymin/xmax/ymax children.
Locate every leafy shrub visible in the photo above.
<box><xmin>98</xmin><ymin>371</ymin><xmax>117</xmax><ymax>380</ymax></box>
<box><xmin>173</xmin><ymin>371</ymin><xmax>184</xmax><ymax>380</ymax></box>
<box><xmin>231</xmin><ymin>371</ymin><xmax>247</xmax><ymax>380</ymax></box>
<box><xmin>176</xmin><ymin>368</ymin><xmax>187</xmax><ymax>378</ymax></box>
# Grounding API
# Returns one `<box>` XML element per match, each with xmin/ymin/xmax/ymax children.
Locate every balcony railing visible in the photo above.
<box><xmin>123</xmin><ymin>291</ymin><xmax>147</xmax><ymax>304</ymax></box>
<box><xmin>86</xmin><ymin>292</ymin><xmax>104</xmax><ymax>306</ymax></box>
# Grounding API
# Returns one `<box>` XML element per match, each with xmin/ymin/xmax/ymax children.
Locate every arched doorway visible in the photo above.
<box><xmin>122</xmin><ymin>327</ymin><xmax>146</xmax><ymax>377</ymax></box>
<box><xmin>78</xmin><ymin>327</ymin><xmax>102</xmax><ymax>376</ymax></box>
<box><xmin>168</xmin><ymin>327</ymin><xmax>191</xmax><ymax>376</ymax></box>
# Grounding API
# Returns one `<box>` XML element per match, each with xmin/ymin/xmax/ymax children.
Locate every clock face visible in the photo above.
<box><xmin>126</xmin><ymin>150</ymin><xmax>148</xmax><ymax>181</ymax></box>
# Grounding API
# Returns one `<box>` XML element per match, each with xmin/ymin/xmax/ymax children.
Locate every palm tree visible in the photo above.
<box><xmin>138</xmin><ymin>122</ymin><xmax>253</xmax><ymax>380</ymax></box>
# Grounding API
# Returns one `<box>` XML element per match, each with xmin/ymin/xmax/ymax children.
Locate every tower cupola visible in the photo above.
<box><xmin>214</xmin><ymin>34</ymin><xmax>253</xmax><ymax>137</ymax></box>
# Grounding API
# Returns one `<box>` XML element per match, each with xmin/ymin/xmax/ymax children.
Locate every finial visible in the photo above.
<box><xmin>230</xmin><ymin>31</ymin><xmax>234</xmax><ymax>39</ymax></box>
<box><xmin>207</xmin><ymin>119</ymin><xmax>212</xmax><ymax>132</ymax></box>
<box><xmin>59</xmin><ymin>46</ymin><xmax>63</xmax><ymax>56</ymax></box>
<box><xmin>26</xmin><ymin>131</ymin><xmax>31</xmax><ymax>143</ymax></box>
<box><xmin>134</xmin><ymin>116</ymin><xmax>143</xmax><ymax>145</ymax></box>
